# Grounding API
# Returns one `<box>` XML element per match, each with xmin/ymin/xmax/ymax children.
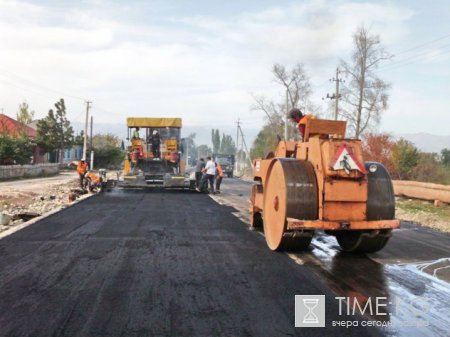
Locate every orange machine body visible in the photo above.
<box><xmin>250</xmin><ymin>119</ymin><xmax>399</xmax><ymax>235</ymax></box>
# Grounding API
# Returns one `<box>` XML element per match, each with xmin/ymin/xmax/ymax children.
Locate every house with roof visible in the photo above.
<box><xmin>0</xmin><ymin>113</ymin><xmax>46</xmax><ymax>164</ymax></box>
<box><xmin>1</xmin><ymin>113</ymin><xmax>84</xmax><ymax>165</ymax></box>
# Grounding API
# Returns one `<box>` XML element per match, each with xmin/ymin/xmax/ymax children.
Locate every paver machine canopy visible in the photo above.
<box><xmin>121</xmin><ymin>117</ymin><xmax>192</xmax><ymax>188</ymax></box>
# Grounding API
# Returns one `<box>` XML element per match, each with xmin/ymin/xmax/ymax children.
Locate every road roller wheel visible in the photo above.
<box><xmin>336</xmin><ymin>162</ymin><xmax>395</xmax><ymax>253</ymax></box>
<box><xmin>365</xmin><ymin>162</ymin><xmax>395</xmax><ymax>220</ymax></box>
<box><xmin>281</xmin><ymin>232</ymin><xmax>314</xmax><ymax>252</ymax></box>
<box><xmin>336</xmin><ymin>230</ymin><xmax>392</xmax><ymax>253</ymax></box>
<box><xmin>262</xmin><ymin>159</ymin><xmax>318</xmax><ymax>251</ymax></box>
<box><xmin>251</xmin><ymin>212</ymin><xmax>263</xmax><ymax>229</ymax></box>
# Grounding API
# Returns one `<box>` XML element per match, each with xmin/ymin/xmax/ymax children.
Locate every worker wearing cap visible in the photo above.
<box><xmin>289</xmin><ymin>108</ymin><xmax>315</xmax><ymax>139</ymax></box>
<box><xmin>77</xmin><ymin>159</ymin><xmax>89</xmax><ymax>189</ymax></box>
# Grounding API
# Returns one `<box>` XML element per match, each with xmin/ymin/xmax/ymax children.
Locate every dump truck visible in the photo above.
<box><xmin>120</xmin><ymin>117</ymin><xmax>195</xmax><ymax>189</ymax></box>
<box><xmin>250</xmin><ymin>118</ymin><xmax>400</xmax><ymax>253</ymax></box>
<box><xmin>213</xmin><ymin>154</ymin><xmax>235</xmax><ymax>177</ymax></box>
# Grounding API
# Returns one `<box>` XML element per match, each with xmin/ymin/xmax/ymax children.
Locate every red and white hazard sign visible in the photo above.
<box><xmin>330</xmin><ymin>143</ymin><xmax>366</xmax><ymax>174</ymax></box>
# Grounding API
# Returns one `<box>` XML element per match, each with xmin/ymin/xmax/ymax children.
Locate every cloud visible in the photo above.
<box><xmin>1</xmin><ymin>0</ymin><xmax>440</xmax><ymax>146</ymax></box>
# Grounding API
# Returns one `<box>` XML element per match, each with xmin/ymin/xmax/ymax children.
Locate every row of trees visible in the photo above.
<box><xmin>1</xmin><ymin>99</ymin><xmax>124</xmax><ymax>168</ymax></box>
<box><xmin>362</xmin><ymin>133</ymin><xmax>450</xmax><ymax>184</ymax></box>
<box><xmin>211</xmin><ymin>129</ymin><xmax>236</xmax><ymax>154</ymax></box>
<box><xmin>250</xmin><ymin>25</ymin><xmax>391</xmax><ymax>159</ymax></box>
<box><xmin>248</xmin><ymin>25</ymin><xmax>449</xmax><ymax>185</ymax></box>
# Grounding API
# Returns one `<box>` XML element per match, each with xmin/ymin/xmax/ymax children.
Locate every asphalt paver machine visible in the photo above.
<box><xmin>120</xmin><ymin>117</ymin><xmax>194</xmax><ymax>189</ymax></box>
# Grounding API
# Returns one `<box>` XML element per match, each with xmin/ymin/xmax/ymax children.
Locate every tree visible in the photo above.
<box><xmin>196</xmin><ymin>144</ymin><xmax>212</xmax><ymax>159</ymax></box>
<box><xmin>73</xmin><ymin>131</ymin><xmax>84</xmax><ymax>146</ymax></box>
<box><xmin>361</xmin><ymin>133</ymin><xmax>396</xmax><ymax>178</ymax></box>
<box><xmin>182</xmin><ymin>132</ymin><xmax>197</xmax><ymax>165</ymax></box>
<box><xmin>441</xmin><ymin>148</ymin><xmax>450</xmax><ymax>166</ymax></box>
<box><xmin>36</xmin><ymin>98</ymin><xmax>74</xmax><ymax>164</ymax></box>
<box><xmin>391</xmin><ymin>139</ymin><xmax>419</xmax><ymax>180</ymax></box>
<box><xmin>219</xmin><ymin>133</ymin><xmax>236</xmax><ymax>154</ymax></box>
<box><xmin>211</xmin><ymin>129</ymin><xmax>220</xmax><ymax>153</ymax></box>
<box><xmin>251</xmin><ymin>63</ymin><xmax>315</xmax><ymax>157</ymax></box>
<box><xmin>92</xmin><ymin>133</ymin><xmax>124</xmax><ymax>169</ymax></box>
<box><xmin>0</xmin><ymin>132</ymin><xmax>33</xmax><ymax>165</ymax></box>
<box><xmin>340</xmin><ymin>26</ymin><xmax>392</xmax><ymax>138</ymax></box>
<box><xmin>16</xmin><ymin>101</ymin><xmax>35</xmax><ymax>125</ymax></box>
<box><xmin>410</xmin><ymin>152</ymin><xmax>450</xmax><ymax>184</ymax></box>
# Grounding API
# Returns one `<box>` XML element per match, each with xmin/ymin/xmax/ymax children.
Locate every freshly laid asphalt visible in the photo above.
<box><xmin>0</xmin><ymin>189</ymin><xmax>382</xmax><ymax>337</ymax></box>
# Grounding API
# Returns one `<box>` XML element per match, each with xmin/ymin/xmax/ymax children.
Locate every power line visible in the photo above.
<box><xmin>393</xmin><ymin>33</ymin><xmax>450</xmax><ymax>56</ymax></box>
<box><xmin>380</xmin><ymin>44</ymin><xmax>450</xmax><ymax>72</ymax></box>
<box><xmin>0</xmin><ymin>67</ymin><xmax>86</xmax><ymax>101</ymax></box>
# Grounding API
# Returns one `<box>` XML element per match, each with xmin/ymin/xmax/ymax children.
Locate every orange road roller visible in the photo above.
<box><xmin>250</xmin><ymin>118</ymin><xmax>400</xmax><ymax>253</ymax></box>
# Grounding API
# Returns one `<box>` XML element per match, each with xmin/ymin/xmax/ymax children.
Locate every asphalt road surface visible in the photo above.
<box><xmin>0</xmin><ymin>186</ymin><xmax>382</xmax><ymax>337</ymax></box>
<box><xmin>213</xmin><ymin>178</ymin><xmax>450</xmax><ymax>337</ymax></box>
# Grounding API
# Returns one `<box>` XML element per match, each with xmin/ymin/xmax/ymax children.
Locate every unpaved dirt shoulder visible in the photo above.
<box><xmin>0</xmin><ymin>172</ymin><xmax>85</xmax><ymax>232</ymax></box>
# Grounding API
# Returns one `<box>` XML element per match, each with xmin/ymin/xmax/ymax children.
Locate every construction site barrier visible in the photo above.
<box><xmin>393</xmin><ymin>180</ymin><xmax>450</xmax><ymax>204</ymax></box>
<box><xmin>0</xmin><ymin>163</ymin><xmax>59</xmax><ymax>180</ymax></box>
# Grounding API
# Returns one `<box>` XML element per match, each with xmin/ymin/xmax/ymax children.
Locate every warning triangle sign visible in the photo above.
<box><xmin>330</xmin><ymin>143</ymin><xmax>367</xmax><ymax>174</ymax></box>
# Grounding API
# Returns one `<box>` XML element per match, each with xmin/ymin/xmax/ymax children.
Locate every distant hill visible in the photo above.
<box><xmin>395</xmin><ymin>133</ymin><xmax>450</xmax><ymax>153</ymax></box>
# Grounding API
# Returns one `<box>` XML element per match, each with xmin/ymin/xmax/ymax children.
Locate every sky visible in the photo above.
<box><xmin>0</xmin><ymin>0</ymin><xmax>449</xmax><ymax>146</ymax></box>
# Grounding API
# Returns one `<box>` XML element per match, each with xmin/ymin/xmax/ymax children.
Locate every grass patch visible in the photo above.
<box><xmin>396</xmin><ymin>197</ymin><xmax>450</xmax><ymax>221</ymax></box>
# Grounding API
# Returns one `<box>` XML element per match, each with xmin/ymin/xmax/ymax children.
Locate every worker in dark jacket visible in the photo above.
<box><xmin>148</xmin><ymin>130</ymin><xmax>161</xmax><ymax>158</ymax></box>
<box><xmin>194</xmin><ymin>158</ymin><xmax>205</xmax><ymax>188</ymax></box>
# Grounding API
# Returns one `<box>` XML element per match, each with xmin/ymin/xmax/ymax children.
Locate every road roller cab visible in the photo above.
<box><xmin>250</xmin><ymin>118</ymin><xmax>399</xmax><ymax>253</ymax></box>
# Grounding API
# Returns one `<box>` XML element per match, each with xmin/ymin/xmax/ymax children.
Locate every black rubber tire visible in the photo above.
<box><xmin>251</xmin><ymin>212</ymin><xmax>263</xmax><ymax>229</ymax></box>
<box><xmin>365</xmin><ymin>162</ymin><xmax>395</xmax><ymax>220</ymax></box>
<box><xmin>336</xmin><ymin>229</ymin><xmax>392</xmax><ymax>253</ymax></box>
<box><xmin>336</xmin><ymin>162</ymin><xmax>395</xmax><ymax>253</ymax></box>
<box><xmin>281</xmin><ymin>233</ymin><xmax>314</xmax><ymax>252</ymax></box>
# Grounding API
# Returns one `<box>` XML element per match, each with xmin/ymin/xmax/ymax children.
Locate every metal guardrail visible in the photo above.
<box><xmin>393</xmin><ymin>180</ymin><xmax>450</xmax><ymax>204</ymax></box>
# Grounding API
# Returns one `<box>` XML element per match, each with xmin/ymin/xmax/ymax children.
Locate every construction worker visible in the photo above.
<box><xmin>149</xmin><ymin>130</ymin><xmax>161</xmax><ymax>158</ymax></box>
<box><xmin>289</xmin><ymin>108</ymin><xmax>315</xmax><ymax>139</ymax></box>
<box><xmin>86</xmin><ymin>171</ymin><xmax>102</xmax><ymax>192</ymax></box>
<box><xmin>77</xmin><ymin>159</ymin><xmax>89</xmax><ymax>189</ymax></box>
<box><xmin>199</xmin><ymin>156</ymin><xmax>216</xmax><ymax>193</ymax></box>
<box><xmin>215</xmin><ymin>162</ymin><xmax>224</xmax><ymax>193</ymax></box>
<box><xmin>194</xmin><ymin>158</ymin><xmax>205</xmax><ymax>188</ymax></box>
<box><xmin>132</xmin><ymin>127</ymin><xmax>140</xmax><ymax>140</ymax></box>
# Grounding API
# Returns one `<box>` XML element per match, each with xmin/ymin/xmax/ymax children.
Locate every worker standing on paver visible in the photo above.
<box><xmin>215</xmin><ymin>162</ymin><xmax>224</xmax><ymax>194</ymax></box>
<box><xmin>194</xmin><ymin>158</ymin><xmax>205</xmax><ymax>189</ymax></box>
<box><xmin>77</xmin><ymin>159</ymin><xmax>89</xmax><ymax>189</ymax></box>
<box><xmin>199</xmin><ymin>156</ymin><xmax>216</xmax><ymax>193</ymax></box>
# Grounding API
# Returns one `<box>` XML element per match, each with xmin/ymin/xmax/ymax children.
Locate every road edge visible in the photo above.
<box><xmin>0</xmin><ymin>193</ymin><xmax>95</xmax><ymax>240</ymax></box>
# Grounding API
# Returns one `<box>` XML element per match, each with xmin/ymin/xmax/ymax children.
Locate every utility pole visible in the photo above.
<box><xmin>323</xmin><ymin>68</ymin><xmax>344</xmax><ymax>120</ymax></box>
<box><xmin>238</xmin><ymin>123</ymin><xmax>253</xmax><ymax>170</ymax></box>
<box><xmin>90</xmin><ymin>115</ymin><xmax>94</xmax><ymax>170</ymax></box>
<box><xmin>331</xmin><ymin>68</ymin><xmax>344</xmax><ymax>120</ymax></box>
<box><xmin>285</xmin><ymin>89</ymin><xmax>288</xmax><ymax>140</ymax></box>
<box><xmin>236</xmin><ymin>119</ymin><xmax>240</xmax><ymax>173</ymax></box>
<box><xmin>186</xmin><ymin>138</ymin><xmax>189</xmax><ymax>167</ymax></box>
<box><xmin>83</xmin><ymin>101</ymin><xmax>91</xmax><ymax>161</ymax></box>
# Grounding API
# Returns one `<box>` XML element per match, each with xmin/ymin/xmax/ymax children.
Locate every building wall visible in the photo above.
<box><xmin>0</xmin><ymin>163</ymin><xmax>59</xmax><ymax>180</ymax></box>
